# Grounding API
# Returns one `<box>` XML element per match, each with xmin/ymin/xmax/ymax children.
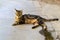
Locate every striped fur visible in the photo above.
<box><xmin>12</xmin><ymin>9</ymin><xmax>59</xmax><ymax>30</ymax></box>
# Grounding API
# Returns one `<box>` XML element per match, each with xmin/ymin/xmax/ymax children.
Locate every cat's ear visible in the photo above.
<box><xmin>15</xmin><ymin>9</ymin><xmax>18</xmax><ymax>11</ymax></box>
<box><xmin>15</xmin><ymin>9</ymin><xmax>23</xmax><ymax>14</ymax></box>
<box><xmin>15</xmin><ymin>9</ymin><xmax>22</xmax><ymax>12</ymax></box>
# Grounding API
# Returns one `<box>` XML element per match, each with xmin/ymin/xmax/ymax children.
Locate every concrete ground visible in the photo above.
<box><xmin>0</xmin><ymin>0</ymin><xmax>60</xmax><ymax>40</ymax></box>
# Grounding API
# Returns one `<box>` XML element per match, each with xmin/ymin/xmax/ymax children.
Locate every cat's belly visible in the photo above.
<box><xmin>25</xmin><ymin>19</ymin><xmax>38</xmax><ymax>24</ymax></box>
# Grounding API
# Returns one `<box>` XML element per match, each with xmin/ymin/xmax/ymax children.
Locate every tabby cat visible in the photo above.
<box><xmin>12</xmin><ymin>9</ymin><xmax>59</xmax><ymax>30</ymax></box>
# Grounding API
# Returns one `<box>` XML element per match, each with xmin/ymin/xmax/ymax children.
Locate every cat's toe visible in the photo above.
<box><xmin>12</xmin><ymin>24</ymin><xmax>17</xmax><ymax>26</ymax></box>
<box><xmin>32</xmin><ymin>27</ymin><xmax>36</xmax><ymax>29</ymax></box>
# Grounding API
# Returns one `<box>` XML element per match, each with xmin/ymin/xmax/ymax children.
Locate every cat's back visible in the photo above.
<box><xmin>22</xmin><ymin>14</ymin><xmax>45</xmax><ymax>21</ymax></box>
<box><xmin>22</xmin><ymin>14</ymin><xmax>40</xmax><ymax>18</ymax></box>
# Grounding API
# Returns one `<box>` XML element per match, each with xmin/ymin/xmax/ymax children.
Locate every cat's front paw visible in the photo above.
<box><xmin>32</xmin><ymin>27</ymin><xmax>36</xmax><ymax>29</ymax></box>
<box><xmin>12</xmin><ymin>23</ymin><xmax>18</xmax><ymax>26</ymax></box>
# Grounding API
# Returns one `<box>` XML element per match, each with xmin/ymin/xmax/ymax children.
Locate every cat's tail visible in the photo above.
<box><xmin>44</xmin><ymin>18</ymin><xmax>59</xmax><ymax>22</ymax></box>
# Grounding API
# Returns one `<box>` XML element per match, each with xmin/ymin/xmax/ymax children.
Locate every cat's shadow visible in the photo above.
<box><xmin>39</xmin><ymin>29</ymin><xmax>54</xmax><ymax>40</ymax></box>
<box><xmin>39</xmin><ymin>29</ymin><xmax>45</xmax><ymax>36</ymax></box>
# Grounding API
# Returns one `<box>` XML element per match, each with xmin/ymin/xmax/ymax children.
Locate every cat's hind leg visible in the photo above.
<box><xmin>41</xmin><ymin>23</ymin><xmax>47</xmax><ymax>31</ymax></box>
<box><xmin>32</xmin><ymin>25</ymin><xmax>39</xmax><ymax>29</ymax></box>
<box><xmin>32</xmin><ymin>22</ymin><xmax>39</xmax><ymax>29</ymax></box>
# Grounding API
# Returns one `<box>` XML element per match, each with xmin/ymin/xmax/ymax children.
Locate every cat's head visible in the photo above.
<box><xmin>15</xmin><ymin>9</ymin><xmax>22</xmax><ymax>17</ymax></box>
